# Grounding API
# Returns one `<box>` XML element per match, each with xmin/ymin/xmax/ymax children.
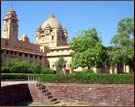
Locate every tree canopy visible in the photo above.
<box><xmin>110</xmin><ymin>18</ymin><xmax>134</xmax><ymax>68</ymax></box>
<box><xmin>70</xmin><ymin>28</ymin><xmax>107</xmax><ymax>70</ymax></box>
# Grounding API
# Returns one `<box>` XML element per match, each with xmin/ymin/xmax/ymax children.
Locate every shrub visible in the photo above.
<box><xmin>6</xmin><ymin>59</ymin><xmax>42</xmax><ymax>73</ymax></box>
<box><xmin>40</xmin><ymin>67</ymin><xmax>55</xmax><ymax>74</ymax></box>
<box><xmin>38</xmin><ymin>73</ymin><xmax>134</xmax><ymax>84</ymax></box>
<box><xmin>1</xmin><ymin>67</ymin><xmax>11</xmax><ymax>73</ymax></box>
<box><xmin>29</xmin><ymin>63</ymin><xmax>42</xmax><ymax>74</ymax></box>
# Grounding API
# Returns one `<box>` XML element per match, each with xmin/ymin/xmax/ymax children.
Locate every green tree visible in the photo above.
<box><xmin>110</xmin><ymin>18</ymin><xmax>134</xmax><ymax>71</ymax></box>
<box><xmin>29</xmin><ymin>62</ymin><xmax>41</xmax><ymax>74</ymax></box>
<box><xmin>56</xmin><ymin>57</ymin><xmax>66</xmax><ymax>70</ymax></box>
<box><xmin>70</xmin><ymin>28</ymin><xmax>107</xmax><ymax>70</ymax></box>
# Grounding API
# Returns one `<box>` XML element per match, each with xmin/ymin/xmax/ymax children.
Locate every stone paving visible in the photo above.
<box><xmin>1</xmin><ymin>81</ymin><xmax>37</xmax><ymax>87</ymax></box>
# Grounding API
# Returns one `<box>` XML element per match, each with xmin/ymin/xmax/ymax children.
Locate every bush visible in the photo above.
<box><xmin>29</xmin><ymin>63</ymin><xmax>42</xmax><ymax>74</ymax></box>
<box><xmin>6</xmin><ymin>59</ymin><xmax>42</xmax><ymax>73</ymax></box>
<box><xmin>40</xmin><ymin>67</ymin><xmax>55</xmax><ymax>74</ymax></box>
<box><xmin>38</xmin><ymin>73</ymin><xmax>134</xmax><ymax>84</ymax></box>
<box><xmin>1</xmin><ymin>67</ymin><xmax>11</xmax><ymax>73</ymax></box>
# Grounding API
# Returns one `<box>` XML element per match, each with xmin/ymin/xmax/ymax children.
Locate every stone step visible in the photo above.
<box><xmin>39</xmin><ymin>87</ymin><xmax>45</xmax><ymax>90</ymax></box>
<box><xmin>45</xmin><ymin>92</ymin><xmax>51</xmax><ymax>96</ymax></box>
<box><xmin>52</xmin><ymin>101</ymin><xmax>60</xmax><ymax>104</ymax></box>
<box><xmin>50</xmin><ymin>98</ymin><xmax>57</xmax><ymax>102</ymax></box>
<box><xmin>36</xmin><ymin>83</ymin><xmax>61</xmax><ymax>104</ymax></box>
<box><xmin>47</xmin><ymin>95</ymin><xmax>53</xmax><ymax>99</ymax></box>
<box><xmin>41</xmin><ymin>89</ymin><xmax>47</xmax><ymax>93</ymax></box>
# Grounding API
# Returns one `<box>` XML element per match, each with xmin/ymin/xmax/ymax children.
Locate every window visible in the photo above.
<box><xmin>25</xmin><ymin>53</ymin><xmax>28</xmax><ymax>57</ymax></box>
<box><xmin>6</xmin><ymin>50</ymin><xmax>9</xmax><ymax>54</ymax></box>
<box><xmin>35</xmin><ymin>55</ymin><xmax>37</xmax><ymax>58</ymax></box>
<box><xmin>30</xmin><ymin>54</ymin><xmax>33</xmax><ymax>58</ymax></box>
<box><xmin>39</xmin><ymin>56</ymin><xmax>42</xmax><ymax>59</ymax></box>
<box><xmin>19</xmin><ymin>52</ymin><xmax>22</xmax><ymax>56</ymax></box>
<box><xmin>10</xmin><ymin>51</ymin><xmax>13</xmax><ymax>55</ymax></box>
<box><xmin>14</xmin><ymin>52</ymin><xmax>16</xmax><ymax>55</ymax></box>
<box><xmin>52</xmin><ymin>35</ymin><xmax>54</xmax><ymax>40</ymax></box>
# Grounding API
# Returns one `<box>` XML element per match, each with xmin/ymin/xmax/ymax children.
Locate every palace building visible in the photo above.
<box><xmin>1</xmin><ymin>9</ymin><xmax>130</xmax><ymax>74</ymax></box>
<box><xmin>1</xmin><ymin>9</ymin><xmax>72</xmax><ymax>74</ymax></box>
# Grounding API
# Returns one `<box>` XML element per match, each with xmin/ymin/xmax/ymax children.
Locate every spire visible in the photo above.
<box><xmin>50</xmin><ymin>12</ymin><xmax>55</xmax><ymax>18</ymax></box>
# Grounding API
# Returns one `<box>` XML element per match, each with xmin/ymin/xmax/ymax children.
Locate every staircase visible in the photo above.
<box><xmin>28</xmin><ymin>75</ymin><xmax>60</xmax><ymax>105</ymax></box>
<box><xmin>36</xmin><ymin>82</ymin><xmax>60</xmax><ymax>105</ymax></box>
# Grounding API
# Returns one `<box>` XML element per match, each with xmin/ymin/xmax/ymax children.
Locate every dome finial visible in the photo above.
<box><xmin>9</xmin><ymin>8</ymin><xmax>15</xmax><ymax>12</ymax></box>
<box><xmin>50</xmin><ymin>12</ymin><xmax>55</xmax><ymax>18</ymax></box>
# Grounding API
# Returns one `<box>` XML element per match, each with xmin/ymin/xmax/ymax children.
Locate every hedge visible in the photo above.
<box><xmin>39</xmin><ymin>73</ymin><xmax>134</xmax><ymax>84</ymax></box>
<box><xmin>1</xmin><ymin>73</ymin><xmax>38</xmax><ymax>80</ymax></box>
<box><xmin>1</xmin><ymin>73</ymin><xmax>134</xmax><ymax>84</ymax></box>
<box><xmin>40</xmin><ymin>68</ymin><xmax>55</xmax><ymax>74</ymax></box>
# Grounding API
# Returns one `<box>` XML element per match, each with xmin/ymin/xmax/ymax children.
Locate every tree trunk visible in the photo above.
<box><xmin>88</xmin><ymin>65</ymin><xmax>91</xmax><ymax>70</ymax></box>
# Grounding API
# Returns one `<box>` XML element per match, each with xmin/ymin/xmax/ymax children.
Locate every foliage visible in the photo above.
<box><xmin>1</xmin><ymin>73</ymin><xmax>134</xmax><ymax>84</ymax></box>
<box><xmin>1</xmin><ymin>73</ymin><xmax>38</xmax><ymax>80</ymax></box>
<box><xmin>70</xmin><ymin>28</ymin><xmax>107</xmax><ymax>69</ymax></box>
<box><xmin>40</xmin><ymin>67</ymin><xmax>55</xmax><ymax>74</ymax></box>
<box><xmin>110</xmin><ymin>18</ymin><xmax>134</xmax><ymax>68</ymax></box>
<box><xmin>56</xmin><ymin>57</ymin><xmax>66</xmax><ymax>70</ymax></box>
<box><xmin>1</xmin><ymin>67</ymin><xmax>11</xmax><ymax>73</ymax></box>
<box><xmin>38</xmin><ymin>73</ymin><xmax>134</xmax><ymax>84</ymax></box>
<box><xmin>73</xmin><ymin>69</ymin><xmax>96</xmax><ymax>74</ymax></box>
<box><xmin>29</xmin><ymin>62</ymin><xmax>42</xmax><ymax>74</ymax></box>
<box><xmin>6</xmin><ymin>59</ymin><xmax>42</xmax><ymax>73</ymax></box>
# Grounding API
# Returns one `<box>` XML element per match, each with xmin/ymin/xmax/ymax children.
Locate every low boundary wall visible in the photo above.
<box><xmin>0</xmin><ymin>83</ymin><xmax>134</xmax><ymax>106</ymax></box>
<box><xmin>44</xmin><ymin>83</ymin><xmax>134</xmax><ymax>106</ymax></box>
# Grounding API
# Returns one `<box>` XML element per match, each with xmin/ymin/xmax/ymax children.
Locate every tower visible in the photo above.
<box><xmin>36</xmin><ymin>12</ymin><xmax>68</xmax><ymax>48</ymax></box>
<box><xmin>2</xmin><ymin>9</ymin><xmax>18</xmax><ymax>42</ymax></box>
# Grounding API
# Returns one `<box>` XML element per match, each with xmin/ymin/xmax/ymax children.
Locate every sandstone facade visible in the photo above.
<box><xmin>1</xmin><ymin>9</ymin><xmax>72</xmax><ymax>73</ymax></box>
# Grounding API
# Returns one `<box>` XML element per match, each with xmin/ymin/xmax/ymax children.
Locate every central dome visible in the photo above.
<box><xmin>41</xmin><ymin>13</ymin><xmax>62</xmax><ymax>29</ymax></box>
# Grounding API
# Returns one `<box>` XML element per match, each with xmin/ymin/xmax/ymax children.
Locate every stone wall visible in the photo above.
<box><xmin>44</xmin><ymin>83</ymin><xmax>134</xmax><ymax>106</ymax></box>
<box><xmin>1</xmin><ymin>38</ymin><xmax>43</xmax><ymax>54</ymax></box>
<box><xmin>0</xmin><ymin>84</ymin><xmax>32</xmax><ymax>106</ymax></box>
<box><xmin>0</xmin><ymin>83</ymin><xmax>134</xmax><ymax>106</ymax></box>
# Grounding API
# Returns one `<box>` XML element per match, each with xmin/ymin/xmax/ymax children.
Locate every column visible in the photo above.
<box><xmin>109</xmin><ymin>66</ymin><xmax>113</xmax><ymax>74</ymax></box>
<box><xmin>114</xmin><ymin>65</ymin><xmax>117</xmax><ymax>74</ymax></box>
